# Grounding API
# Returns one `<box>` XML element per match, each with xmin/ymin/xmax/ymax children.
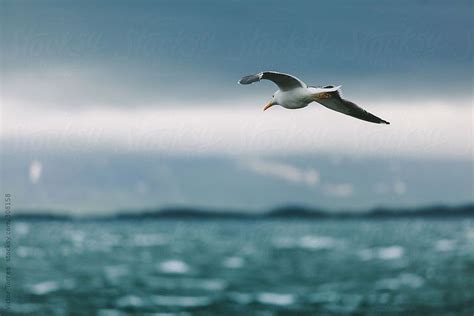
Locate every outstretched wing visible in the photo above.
<box><xmin>238</xmin><ymin>71</ymin><xmax>307</xmax><ymax>91</ymax></box>
<box><xmin>314</xmin><ymin>88</ymin><xmax>390</xmax><ymax>124</ymax></box>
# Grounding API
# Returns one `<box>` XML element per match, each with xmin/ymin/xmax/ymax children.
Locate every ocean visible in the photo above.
<box><xmin>2</xmin><ymin>218</ymin><xmax>473</xmax><ymax>315</ymax></box>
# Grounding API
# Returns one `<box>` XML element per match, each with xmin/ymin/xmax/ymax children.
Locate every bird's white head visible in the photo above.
<box><xmin>263</xmin><ymin>91</ymin><xmax>279</xmax><ymax>111</ymax></box>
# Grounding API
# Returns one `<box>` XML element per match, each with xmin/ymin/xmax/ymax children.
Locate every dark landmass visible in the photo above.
<box><xmin>7</xmin><ymin>203</ymin><xmax>474</xmax><ymax>221</ymax></box>
<box><xmin>7</xmin><ymin>212</ymin><xmax>73</xmax><ymax>221</ymax></box>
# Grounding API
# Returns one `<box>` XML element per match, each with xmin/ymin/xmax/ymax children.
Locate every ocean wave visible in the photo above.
<box><xmin>256</xmin><ymin>293</ymin><xmax>295</xmax><ymax>306</ymax></box>
<box><xmin>378</xmin><ymin>246</ymin><xmax>404</xmax><ymax>260</ymax></box>
<box><xmin>375</xmin><ymin>273</ymin><xmax>424</xmax><ymax>290</ymax></box>
<box><xmin>190</xmin><ymin>279</ymin><xmax>227</xmax><ymax>291</ymax></box>
<box><xmin>222</xmin><ymin>256</ymin><xmax>245</xmax><ymax>269</ymax></box>
<box><xmin>228</xmin><ymin>292</ymin><xmax>296</xmax><ymax>306</ymax></box>
<box><xmin>358</xmin><ymin>246</ymin><xmax>404</xmax><ymax>261</ymax></box>
<box><xmin>14</xmin><ymin>222</ymin><xmax>30</xmax><ymax>235</ymax></box>
<box><xmin>308</xmin><ymin>291</ymin><xmax>340</xmax><ymax>304</ymax></box>
<box><xmin>86</xmin><ymin>233</ymin><xmax>123</xmax><ymax>253</ymax></box>
<box><xmin>151</xmin><ymin>295</ymin><xmax>213</xmax><ymax>307</ymax></box>
<box><xmin>9</xmin><ymin>303</ymin><xmax>41</xmax><ymax>314</ymax></box>
<box><xmin>16</xmin><ymin>246</ymin><xmax>44</xmax><ymax>258</ymax></box>
<box><xmin>273</xmin><ymin>235</ymin><xmax>341</xmax><ymax>250</ymax></box>
<box><xmin>131</xmin><ymin>233</ymin><xmax>167</xmax><ymax>247</ymax></box>
<box><xmin>227</xmin><ymin>292</ymin><xmax>253</xmax><ymax>305</ymax></box>
<box><xmin>309</xmin><ymin>292</ymin><xmax>363</xmax><ymax>313</ymax></box>
<box><xmin>115</xmin><ymin>295</ymin><xmax>145</xmax><ymax>308</ymax></box>
<box><xmin>104</xmin><ymin>265</ymin><xmax>129</xmax><ymax>283</ymax></box>
<box><xmin>299</xmin><ymin>235</ymin><xmax>340</xmax><ymax>250</ymax></box>
<box><xmin>69</xmin><ymin>230</ymin><xmax>86</xmax><ymax>245</ymax></box>
<box><xmin>434</xmin><ymin>239</ymin><xmax>456</xmax><ymax>252</ymax></box>
<box><xmin>158</xmin><ymin>260</ymin><xmax>191</xmax><ymax>274</ymax></box>
<box><xmin>146</xmin><ymin>277</ymin><xmax>227</xmax><ymax>291</ymax></box>
<box><xmin>97</xmin><ymin>309</ymin><xmax>122</xmax><ymax>316</ymax></box>
<box><xmin>29</xmin><ymin>281</ymin><xmax>60</xmax><ymax>295</ymax></box>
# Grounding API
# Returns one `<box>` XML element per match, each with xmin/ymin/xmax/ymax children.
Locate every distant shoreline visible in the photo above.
<box><xmin>6</xmin><ymin>204</ymin><xmax>474</xmax><ymax>221</ymax></box>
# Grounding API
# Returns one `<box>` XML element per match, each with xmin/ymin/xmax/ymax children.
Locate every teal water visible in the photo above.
<box><xmin>2</xmin><ymin>219</ymin><xmax>474</xmax><ymax>315</ymax></box>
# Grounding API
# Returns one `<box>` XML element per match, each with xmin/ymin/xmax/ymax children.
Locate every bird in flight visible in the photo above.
<box><xmin>238</xmin><ymin>71</ymin><xmax>389</xmax><ymax>124</ymax></box>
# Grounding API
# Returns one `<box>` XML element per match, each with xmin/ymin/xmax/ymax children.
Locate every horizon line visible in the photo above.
<box><xmin>7</xmin><ymin>202</ymin><xmax>474</xmax><ymax>220</ymax></box>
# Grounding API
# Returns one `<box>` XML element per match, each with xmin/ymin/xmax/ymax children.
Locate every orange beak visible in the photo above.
<box><xmin>263</xmin><ymin>101</ymin><xmax>274</xmax><ymax>111</ymax></box>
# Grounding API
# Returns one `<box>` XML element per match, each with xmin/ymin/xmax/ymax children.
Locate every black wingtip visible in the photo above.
<box><xmin>238</xmin><ymin>74</ymin><xmax>260</xmax><ymax>85</ymax></box>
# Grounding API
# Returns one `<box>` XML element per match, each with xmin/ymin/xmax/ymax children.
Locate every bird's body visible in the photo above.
<box><xmin>238</xmin><ymin>71</ymin><xmax>389</xmax><ymax>124</ymax></box>
<box><xmin>273</xmin><ymin>88</ymin><xmax>310</xmax><ymax>109</ymax></box>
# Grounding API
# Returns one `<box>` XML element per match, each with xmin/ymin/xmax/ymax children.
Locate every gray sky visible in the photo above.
<box><xmin>1</xmin><ymin>0</ymin><xmax>472</xmax><ymax>214</ymax></box>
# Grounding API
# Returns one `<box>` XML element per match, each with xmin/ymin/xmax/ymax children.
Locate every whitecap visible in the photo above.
<box><xmin>358</xmin><ymin>246</ymin><xmax>404</xmax><ymax>261</ymax></box>
<box><xmin>115</xmin><ymin>295</ymin><xmax>145</xmax><ymax>308</ymax></box>
<box><xmin>151</xmin><ymin>295</ymin><xmax>212</xmax><ymax>307</ymax></box>
<box><xmin>299</xmin><ymin>235</ymin><xmax>338</xmax><ymax>250</ymax></box>
<box><xmin>14</xmin><ymin>222</ymin><xmax>30</xmax><ymax>235</ymax></box>
<box><xmin>377</xmin><ymin>246</ymin><xmax>404</xmax><ymax>260</ymax></box>
<box><xmin>70</xmin><ymin>230</ymin><xmax>86</xmax><ymax>244</ymax></box>
<box><xmin>174</xmin><ymin>278</ymin><xmax>227</xmax><ymax>291</ymax></box>
<box><xmin>158</xmin><ymin>260</ymin><xmax>190</xmax><ymax>274</ymax></box>
<box><xmin>222</xmin><ymin>256</ymin><xmax>244</xmax><ymax>269</ymax></box>
<box><xmin>195</xmin><ymin>279</ymin><xmax>227</xmax><ymax>291</ymax></box>
<box><xmin>273</xmin><ymin>235</ymin><xmax>340</xmax><ymax>251</ymax></box>
<box><xmin>435</xmin><ymin>239</ymin><xmax>455</xmax><ymax>252</ymax></box>
<box><xmin>30</xmin><ymin>281</ymin><xmax>60</xmax><ymax>295</ymax></box>
<box><xmin>256</xmin><ymin>293</ymin><xmax>295</xmax><ymax>306</ymax></box>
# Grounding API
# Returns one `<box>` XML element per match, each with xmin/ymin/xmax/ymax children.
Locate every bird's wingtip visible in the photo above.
<box><xmin>238</xmin><ymin>74</ymin><xmax>261</xmax><ymax>85</ymax></box>
<box><xmin>382</xmin><ymin>120</ymin><xmax>390</xmax><ymax>125</ymax></box>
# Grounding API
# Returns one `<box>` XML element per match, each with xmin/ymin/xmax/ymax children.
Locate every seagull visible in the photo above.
<box><xmin>238</xmin><ymin>71</ymin><xmax>389</xmax><ymax>124</ymax></box>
